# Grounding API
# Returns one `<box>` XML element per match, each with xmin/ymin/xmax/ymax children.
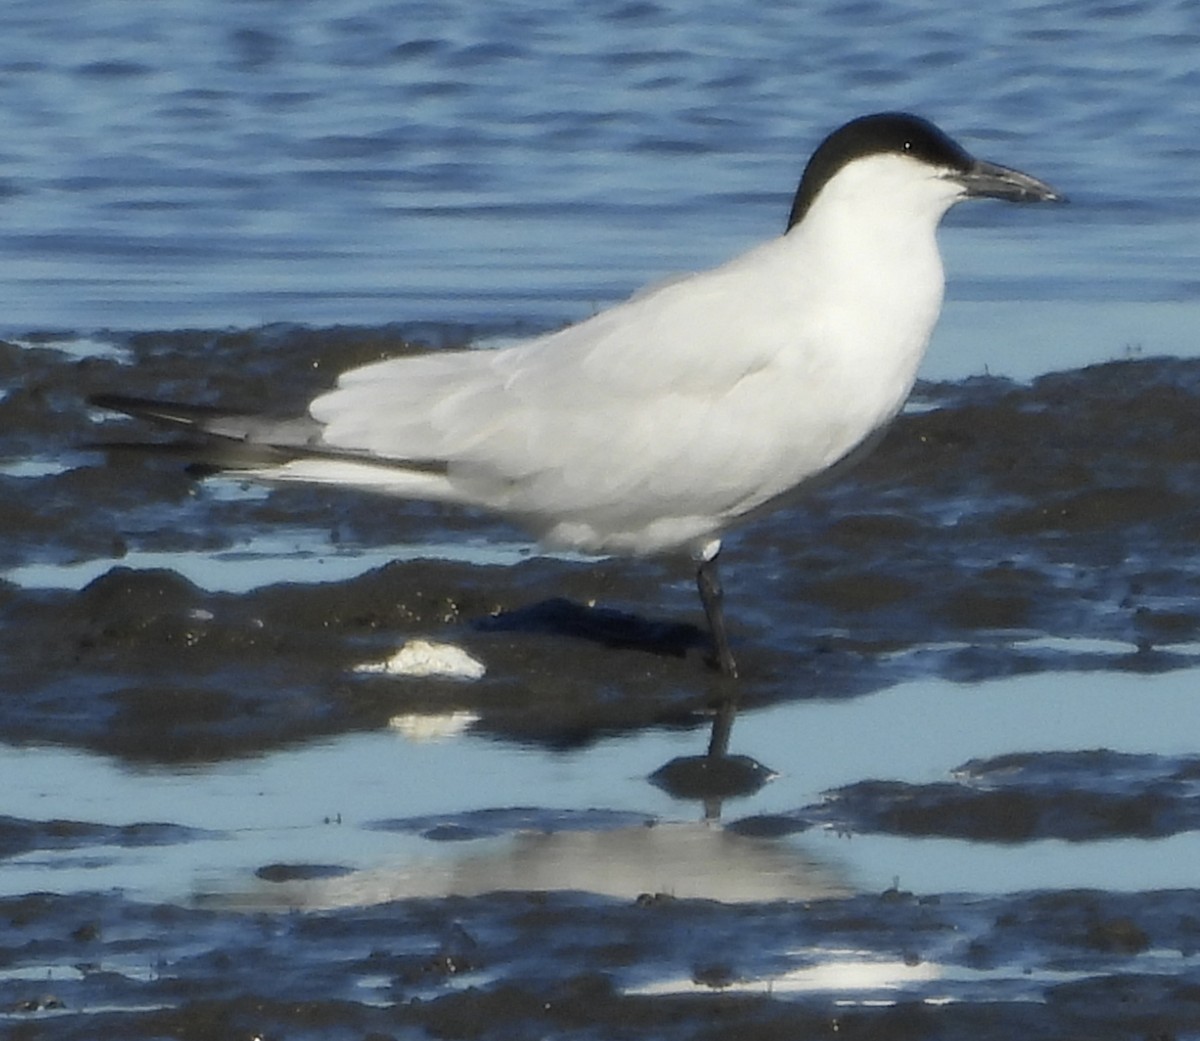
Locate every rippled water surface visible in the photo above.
<box><xmin>0</xmin><ymin>0</ymin><xmax>1197</xmax><ymax>374</ymax></box>
<box><xmin>4</xmin><ymin>3</ymin><xmax>1200</xmax><ymax>1037</ymax></box>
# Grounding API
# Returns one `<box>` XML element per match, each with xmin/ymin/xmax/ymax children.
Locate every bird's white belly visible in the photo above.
<box><xmin>506</xmin><ymin>322</ymin><xmax>928</xmax><ymax>557</ymax></box>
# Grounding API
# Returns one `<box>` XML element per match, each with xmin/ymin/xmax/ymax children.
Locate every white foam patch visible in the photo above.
<box><xmin>359</xmin><ymin>639</ymin><xmax>486</xmax><ymax>681</ymax></box>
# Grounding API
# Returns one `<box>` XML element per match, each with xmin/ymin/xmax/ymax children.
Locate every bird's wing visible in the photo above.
<box><xmin>314</xmin><ymin>235</ymin><xmax>799</xmax><ymax>459</ymax></box>
<box><xmin>87</xmin><ymin>393</ymin><xmax>449</xmax><ymax>475</ymax></box>
<box><xmin>89</xmin><ymin>394</ymin><xmax>321</xmax><ymax>445</ymax></box>
<box><xmin>306</xmin><ymin>236</ymin><xmax>835</xmax><ymax>526</ymax></box>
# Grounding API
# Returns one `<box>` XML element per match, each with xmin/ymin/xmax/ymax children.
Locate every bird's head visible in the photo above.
<box><xmin>786</xmin><ymin>112</ymin><xmax>1065</xmax><ymax>232</ymax></box>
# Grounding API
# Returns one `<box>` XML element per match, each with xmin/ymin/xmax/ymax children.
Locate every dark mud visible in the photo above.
<box><xmin>7</xmin><ymin>329</ymin><xmax>1200</xmax><ymax>759</ymax></box>
<box><xmin>6</xmin><ymin>326</ymin><xmax>1200</xmax><ymax>1037</ymax></box>
<box><xmin>744</xmin><ymin>749</ymin><xmax>1200</xmax><ymax>843</ymax></box>
<box><xmin>5</xmin><ymin>885</ymin><xmax>1200</xmax><ymax>1040</ymax></box>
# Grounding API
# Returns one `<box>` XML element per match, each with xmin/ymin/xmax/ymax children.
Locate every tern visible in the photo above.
<box><xmin>91</xmin><ymin>113</ymin><xmax>1064</xmax><ymax>677</ymax></box>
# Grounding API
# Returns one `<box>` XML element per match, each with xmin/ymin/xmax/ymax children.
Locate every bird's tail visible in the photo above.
<box><xmin>87</xmin><ymin>393</ymin><xmax>329</xmax><ymax>473</ymax></box>
<box><xmin>87</xmin><ymin>393</ymin><xmax>450</xmax><ymax>484</ymax></box>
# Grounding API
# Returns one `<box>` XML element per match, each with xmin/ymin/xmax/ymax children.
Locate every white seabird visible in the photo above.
<box><xmin>92</xmin><ymin>112</ymin><xmax>1065</xmax><ymax>677</ymax></box>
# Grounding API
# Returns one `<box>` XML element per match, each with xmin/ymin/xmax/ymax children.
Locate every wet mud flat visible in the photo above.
<box><xmin>6</xmin><ymin>885</ymin><xmax>1200</xmax><ymax>1041</ymax></box>
<box><xmin>5</xmin><ymin>326</ymin><xmax>1200</xmax><ymax>1037</ymax></box>
<box><xmin>7</xmin><ymin>328</ymin><xmax>1200</xmax><ymax>756</ymax></box>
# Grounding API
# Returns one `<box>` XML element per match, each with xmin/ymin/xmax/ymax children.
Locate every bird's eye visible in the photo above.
<box><xmin>902</xmin><ymin>140</ymin><xmax>912</xmax><ymax>152</ymax></box>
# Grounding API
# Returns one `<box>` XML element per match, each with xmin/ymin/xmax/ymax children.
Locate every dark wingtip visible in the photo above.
<box><xmin>88</xmin><ymin>392</ymin><xmax>179</xmax><ymax>417</ymax></box>
<box><xmin>87</xmin><ymin>393</ymin><xmax>231</xmax><ymax>427</ymax></box>
<box><xmin>88</xmin><ymin>392</ymin><xmax>138</xmax><ymax>413</ymax></box>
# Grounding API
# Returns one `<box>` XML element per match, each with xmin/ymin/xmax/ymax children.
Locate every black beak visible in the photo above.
<box><xmin>951</xmin><ymin>159</ymin><xmax>1066</xmax><ymax>203</ymax></box>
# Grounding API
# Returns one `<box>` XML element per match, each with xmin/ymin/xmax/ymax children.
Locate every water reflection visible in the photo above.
<box><xmin>650</xmin><ymin>692</ymin><xmax>776</xmax><ymax>821</ymax></box>
<box><xmin>211</xmin><ymin>818</ymin><xmax>850</xmax><ymax>911</ymax></box>
<box><xmin>8</xmin><ymin>664</ymin><xmax>1200</xmax><ymax>909</ymax></box>
<box><xmin>213</xmin><ymin>688</ymin><xmax>825</xmax><ymax>910</ymax></box>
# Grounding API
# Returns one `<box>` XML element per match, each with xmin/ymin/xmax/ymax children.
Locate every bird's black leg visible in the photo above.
<box><xmin>696</xmin><ymin>551</ymin><xmax>738</xmax><ymax>678</ymax></box>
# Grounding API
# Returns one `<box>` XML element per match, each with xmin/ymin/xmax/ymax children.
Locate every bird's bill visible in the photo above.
<box><xmin>950</xmin><ymin>159</ymin><xmax>1065</xmax><ymax>203</ymax></box>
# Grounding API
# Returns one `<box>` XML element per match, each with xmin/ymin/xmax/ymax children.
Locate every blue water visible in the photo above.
<box><xmin>5</xmin><ymin>0</ymin><xmax>1200</xmax><ymax>918</ymax></box>
<box><xmin>0</xmin><ymin>0</ymin><xmax>1197</xmax><ymax>378</ymax></box>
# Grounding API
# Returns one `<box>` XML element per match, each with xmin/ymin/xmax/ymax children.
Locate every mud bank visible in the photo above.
<box><xmin>4</xmin><ymin>326</ymin><xmax>1200</xmax><ymax>1038</ymax></box>
<box><xmin>4</xmin><ymin>329</ymin><xmax>1200</xmax><ymax>758</ymax></box>
<box><xmin>4</xmin><ymin>885</ymin><xmax>1200</xmax><ymax>1040</ymax></box>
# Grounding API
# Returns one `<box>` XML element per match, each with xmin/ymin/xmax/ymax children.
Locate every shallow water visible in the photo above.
<box><xmin>4</xmin><ymin>2</ymin><xmax>1200</xmax><ymax>1037</ymax></box>
<box><xmin>6</xmin><ymin>664</ymin><xmax>1200</xmax><ymax>908</ymax></box>
<box><xmin>0</xmin><ymin>0</ymin><xmax>1197</xmax><ymax>376</ymax></box>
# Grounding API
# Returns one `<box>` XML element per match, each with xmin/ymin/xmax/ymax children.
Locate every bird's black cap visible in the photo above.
<box><xmin>786</xmin><ymin>112</ymin><xmax>974</xmax><ymax>230</ymax></box>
